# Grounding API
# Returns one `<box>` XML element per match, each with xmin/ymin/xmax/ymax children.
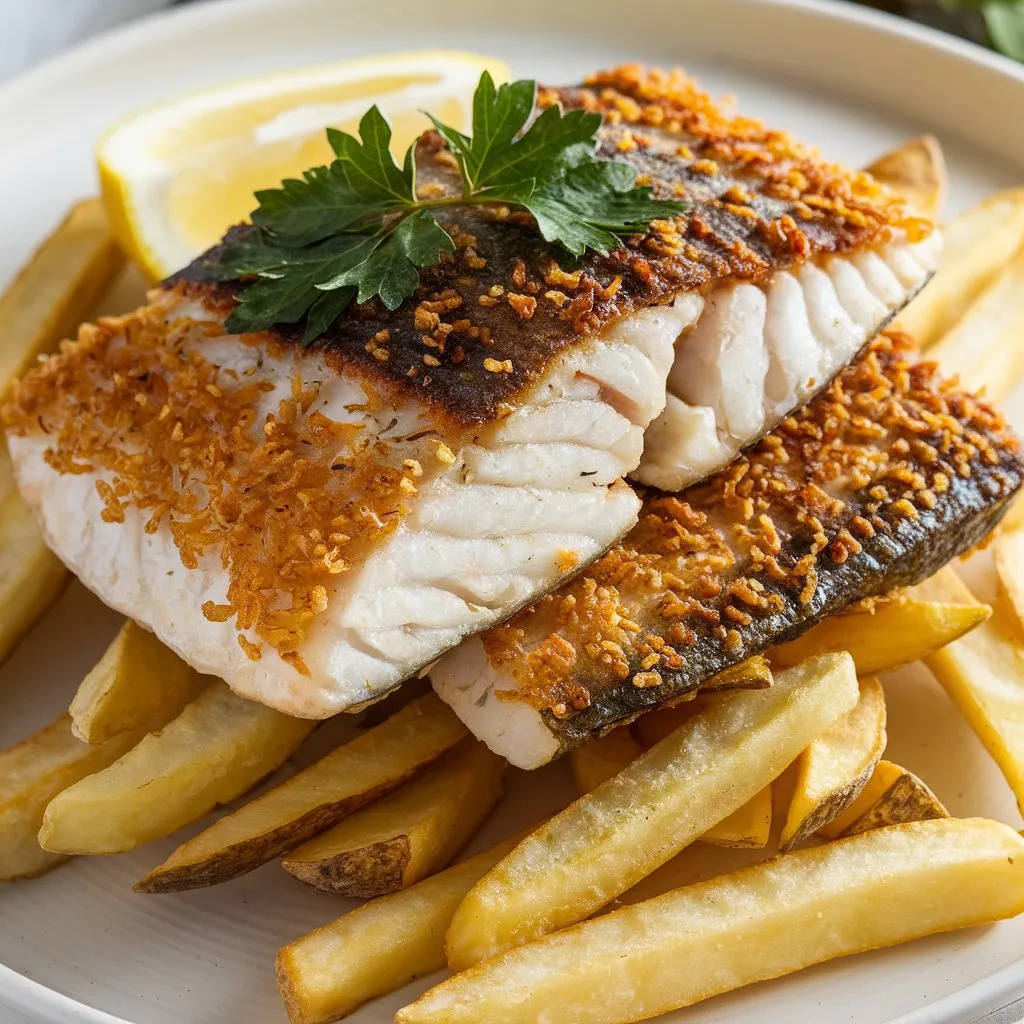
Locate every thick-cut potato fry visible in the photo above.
<box><xmin>137</xmin><ymin>693</ymin><xmax>466</xmax><ymax>892</ymax></box>
<box><xmin>400</xmin><ymin>818</ymin><xmax>1024</xmax><ymax>1024</ymax></box>
<box><xmin>0</xmin><ymin>199</ymin><xmax>124</xmax><ymax>398</ymax></box>
<box><xmin>446</xmin><ymin>653</ymin><xmax>858</xmax><ymax>970</ymax></box>
<box><xmin>779</xmin><ymin>676</ymin><xmax>887</xmax><ymax>851</ymax></box>
<box><xmin>570</xmin><ymin>728</ymin><xmax>644</xmax><ymax>793</ymax></box>
<box><xmin>699</xmin><ymin>655</ymin><xmax>773</xmax><ymax>692</ymax></box>
<box><xmin>895</xmin><ymin>188</ymin><xmax>1024</xmax><ymax>348</ymax></box>
<box><xmin>0</xmin><ymin>472</ymin><xmax>69</xmax><ymax>666</ymax></box>
<box><xmin>928</xmin><ymin>248</ymin><xmax>1024</xmax><ymax>402</ymax></box>
<box><xmin>281</xmin><ymin>741</ymin><xmax>504</xmax><ymax>897</ymax></box>
<box><xmin>0</xmin><ymin>714</ymin><xmax>145</xmax><ymax>880</ymax></box>
<box><xmin>865</xmin><ymin>135</ymin><xmax>947</xmax><ymax>219</ymax></box>
<box><xmin>816</xmin><ymin>759</ymin><xmax>906</xmax><ymax>839</ymax></box>
<box><xmin>843</xmin><ymin>770</ymin><xmax>948</xmax><ymax>836</ymax></box>
<box><xmin>277</xmin><ymin>835</ymin><xmax>522</xmax><ymax>1024</ymax></box>
<box><xmin>69</xmin><ymin>620</ymin><xmax>203</xmax><ymax>743</ymax></box>
<box><xmin>40</xmin><ymin>682</ymin><xmax>315</xmax><ymax>856</ymax></box>
<box><xmin>571</xmin><ymin>728</ymin><xmax>771</xmax><ymax>848</ymax></box>
<box><xmin>918</xmin><ymin>568</ymin><xmax>1024</xmax><ymax>814</ymax></box>
<box><xmin>994</xmin><ymin>528</ymin><xmax>1024</xmax><ymax>638</ymax></box>
<box><xmin>701</xmin><ymin>785</ymin><xmax>772</xmax><ymax>849</ymax></box>
<box><xmin>771</xmin><ymin>595</ymin><xmax>989</xmax><ymax>675</ymax></box>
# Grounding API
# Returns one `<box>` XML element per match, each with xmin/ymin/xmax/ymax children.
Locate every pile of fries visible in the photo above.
<box><xmin>2</xmin><ymin>137</ymin><xmax>1024</xmax><ymax>1024</ymax></box>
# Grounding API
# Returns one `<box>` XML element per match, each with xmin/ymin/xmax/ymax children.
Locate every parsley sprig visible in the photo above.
<box><xmin>210</xmin><ymin>72</ymin><xmax>688</xmax><ymax>343</ymax></box>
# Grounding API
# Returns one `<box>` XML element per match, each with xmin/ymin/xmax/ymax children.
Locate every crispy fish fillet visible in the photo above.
<box><xmin>5</xmin><ymin>67</ymin><xmax>934</xmax><ymax>718</ymax></box>
<box><xmin>432</xmin><ymin>333</ymin><xmax>1024</xmax><ymax>768</ymax></box>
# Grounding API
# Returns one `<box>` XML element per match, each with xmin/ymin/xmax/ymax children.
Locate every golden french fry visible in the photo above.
<box><xmin>701</xmin><ymin>785</ymin><xmax>772</xmax><ymax>849</ymax></box>
<box><xmin>866</xmin><ymin>135</ymin><xmax>947</xmax><ymax>219</ymax></box>
<box><xmin>40</xmin><ymin>682</ymin><xmax>315</xmax><ymax>856</ymax></box>
<box><xmin>928</xmin><ymin>248</ymin><xmax>1024</xmax><ymax>402</ymax></box>
<box><xmin>631</xmin><ymin>699</ymin><xmax>699</xmax><ymax>748</ymax></box>
<box><xmin>571</xmin><ymin>727</ymin><xmax>771</xmax><ymax>849</ymax></box>
<box><xmin>843</xmin><ymin>769</ymin><xmax>948</xmax><ymax>836</ymax></box>
<box><xmin>700</xmin><ymin>655</ymin><xmax>774</xmax><ymax>692</ymax></box>
<box><xmin>400</xmin><ymin>819</ymin><xmax>1024</xmax><ymax>1024</ymax></box>
<box><xmin>918</xmin><ymin>567</ymin><xmax>1024</xmax><ymax>814</ymax></box>
<box><xmin>0</xmin><ymin>714</ymin><xmax>144</xmax><ymax>880</ymax></box>
<box><xmin>136</xmin><ymin>693</ymin><xmax>466</xmax><ymax>892</ymax></box>
<box><xmin>277</xmin><ymin>834</ymin><xmax>522</xmax><ymax>1024</ymax></box>
<box><xmin>0</xmin><ymin>198</ymin><xmax>124</xmax><ymax>399</ymax></box>
<box><xmin>771</xmin><ymin>595</ymin><xmax>989</xmax><ymax>675</ymax></box>
<box><xmin>69</xmin><ymin>620</ymin><xmax>204</xmax><ymax>744</ymax></box>
<box><xmin>0</xmin><ymin>465</ymin><xmax>69</xmax><ymax>666</ymax></box>
<box><xmin>569</xmin><ymin>728</ymin><xmax>644</xmax><ymax>794</ymax></box>
<box><xmin>816</xmin><ymin>759</ymin><xmax>906</xmax><ymax>840</ymax></box>
<box><xmin>895</xmin><ymin>188</ymin><xmax>1024</xmax><ymax>348</ymax></box>
<box><xmin>446</xmin><ymin>654</ymin><xmax>858</xmax><ymax>970</ymax></box>
<box><xmin>994</xmin><ymin>528</ymin><xmax>1024</xmax><ymax>638</ymax></box>
<box><xmin>779</xmin><ymin>676</ymin><xmax>887</xmax><ymax>851</ymax></box>
<box><xmin>281</xmin><ymin>741</ymin><xmax>504</xmax><ymax>897</ymax></box>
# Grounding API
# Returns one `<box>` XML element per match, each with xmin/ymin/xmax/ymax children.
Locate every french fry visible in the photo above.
<box><xmin>843</xmin><ymin>769</ymin><xmax>948</xmax><ymax>836</ymax></box>
<box><xmin>0</xmin><ymin>468</ymin><xmax>69</xmax><ymax>666</ymax></box>
<box><xmin>865</xmin><ymin>135</ymin><xmax>947</xmax><ymax>219</ymax></box>
<box><xmin>928</xmin><ymin>248</ymin><xmax>1024</xmax><ymax>402</ymax></box>
<box><xmin>0</xmin><ymin>198</ymin><xmax>124</xmax><ymax>399</ymax></box>
<box><xmin>277</xmin><ymin>834</ymin><xmax>523</xmax><ymax>1024</ymax></box>
<box><xmin>40</xmin><ymin>682</ymin><xmax>315</xmax><ymax>856</ymax></box>
<box><xmin>445</xmin><ymin>653</ymin><xmax>858</xmax><ymax>970</ymax></box>
<box><xmin>918</xmin><ymin>567</ymin><xmax>1024</xmax><ymax>814</ymax></box>
<box><xmin>569</xmin><ymin>728</ymin><xmax>644</xmax><ymax>793</ymax></box>
<box><xmin>779</xmin><ymin>676</ymin><xmax>887</xmax><ymax>851</ymax></box>
<box><xmin>701</xmin><ymin>785</ymin><xmax>772</xmax><ymax>849</ymax></box>
<box><xmin>69</xmin><ymin>620</ymin><xmax>204</xmax><ymax>744</ymax></box>
<box><xmin>0</xmin><ymin>714</ymin><xmax>145</xmax><ymax>880</ymax></box>
<box><xmin>136</xmin><ymin>693</ymin><xmax>466</xmax><ymax>892</ymax></box>
<box><xmin>631</xmin><ymin>700</ymin><xmax>698</xmax><ymax>747</ymax></box>
<box><xmin>895</xmin><ymin>188</ymin><xmax>1024</xmax><ymax>348</ymax></box>
<box><xmin>816</xmin><ymin>759</ymin><xmax>906</xmax><ymax>839</ymax></box>
<box><xmin>281</xmin><ymin>741</ymin><xmax>505</xmax><ymax>897</ymax></box>
<box><xmin>771</xmin><ymin>595</ymin><xmax>989</xmax><ymax>675</ymax></box>
<box><xmin>994</xmin><ymin>527</ymin><xmax>1024</xmax><ymax>637</ymax></box>
<box><xmin>571</xmin><ymin>727</ymin><xmax>772</xmax><ymax>849</ymax></box>
<box><xmin>399</xmin><ymin>819</ymin><xmax>1024</xmax><ymax>1024</ymax></box>
<box><xmin>698</xmin><ymin>655</ymin><xmax>773</xmax><ymax>692</ymax></box>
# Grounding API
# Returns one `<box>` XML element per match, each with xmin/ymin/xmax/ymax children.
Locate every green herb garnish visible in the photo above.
<box><xmin>211</xmin><ymin>72</ymin><xmax>688</xmax><ymax>343</ymax></box>
<box><xmin>935</xmin><ymin>0</ymin><xmax>1024</xmax><ymax>61</ymax></box>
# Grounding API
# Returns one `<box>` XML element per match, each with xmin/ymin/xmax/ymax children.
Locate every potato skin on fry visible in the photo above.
<box><xmin>400</xmin><ymin>819</ymin><xmax>1024</xmax><ymax>1024</ymax></box>
<box><xmin>843</xmin><ymin>771</ymin><xmax>948</xmax><ymax>836</ymax></box>
<box><xmin>277</xmin><ymin>835</ymin><xmax>523</xmax><ymax>1024</ymax></box>
<box><xmin>281</xmin><ymin>741</ymin><xmax>505</xmax><ymax>898</ymax></box>
<box><xmin>137</xmin><ymin>693</ymin><xmax>466</xmax><ymax>892</ymax></box>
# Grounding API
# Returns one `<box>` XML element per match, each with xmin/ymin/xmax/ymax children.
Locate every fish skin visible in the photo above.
<box><xmin>432</xmin><ymin>333</ymin><xmax>1024</xmax><ymax>767</ymax></box>
<box><xmin>174</xmin><ymin>64</ymin><xmax>922</xmax><ymax>430</ymax></box>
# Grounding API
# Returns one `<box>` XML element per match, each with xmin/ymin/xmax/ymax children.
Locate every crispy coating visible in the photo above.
<box><xmin>175</xmin><ymin>64</ymin><xmax>924</xmax><ymax>428</ymax></box>
<box><xmin>481</xmin><ymin>332</ymin><xmax>1023</xmax><ymax>745</ymax></box>
<box><xmin>2</xmin><ymin>299</ymin><xmax>449</xmax><ymax>668</ymax></box>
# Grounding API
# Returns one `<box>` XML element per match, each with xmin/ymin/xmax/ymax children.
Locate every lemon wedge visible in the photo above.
<box><xmin>97</xmin><ymin>51</ymin><xmax>508</xmax><ymax>281</ymax></box>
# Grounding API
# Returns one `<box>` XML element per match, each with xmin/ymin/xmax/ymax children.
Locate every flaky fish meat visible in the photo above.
<box><xmin>5</xmin><ymin>66</ymin><xmax>937</xmax><ymax>717</ymax></box>
<box><xmin>432</xmin><ymin>333</ymin><xmax>1024</xmax><ymax>767</ymax></box>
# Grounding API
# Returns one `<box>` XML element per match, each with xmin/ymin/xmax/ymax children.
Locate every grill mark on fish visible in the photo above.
<box><xmin>173</xmin><ymin>65</ymin><xmax>921</xmax><ymax>429</ymax></box>
<box><xmin>431</xmin><ymin>333</ymin><xmax>1024</xmax><ymax>767</ymax></box>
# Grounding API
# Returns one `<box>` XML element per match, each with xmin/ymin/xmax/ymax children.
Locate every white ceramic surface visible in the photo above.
<box><xmin>1</xmin><ymin>1</ymin><xmax>1024</xmax><ymax>1022</ymax></box>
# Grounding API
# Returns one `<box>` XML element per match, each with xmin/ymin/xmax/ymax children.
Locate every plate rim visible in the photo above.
<box><xmin>0</xmin><ymin>0</ymin><xmax>1022</xmax><ymax>1022</ymax></box>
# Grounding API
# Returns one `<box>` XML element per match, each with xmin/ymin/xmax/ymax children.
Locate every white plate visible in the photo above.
<box><xmin>1</xmin><ymin>1</ymin><xmax>1024</xmax><ymax>1022</ymax></box>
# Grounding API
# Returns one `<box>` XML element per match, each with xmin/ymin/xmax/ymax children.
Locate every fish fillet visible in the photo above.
<box><xmin>4</xmin><ymin>66</ymin><xmax>936</xmax><ymax>717</ymax></box>
<box><xmin>432</xmin><ymin>333</ymin><xmax>1024</xmax><ymax>768</ymax></box>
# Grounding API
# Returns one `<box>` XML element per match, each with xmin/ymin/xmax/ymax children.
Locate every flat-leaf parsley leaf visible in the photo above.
<box><xmin>209</xmin><ymin>71</ymin><xmax>689</xmax><ymax>342</ymax></box>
